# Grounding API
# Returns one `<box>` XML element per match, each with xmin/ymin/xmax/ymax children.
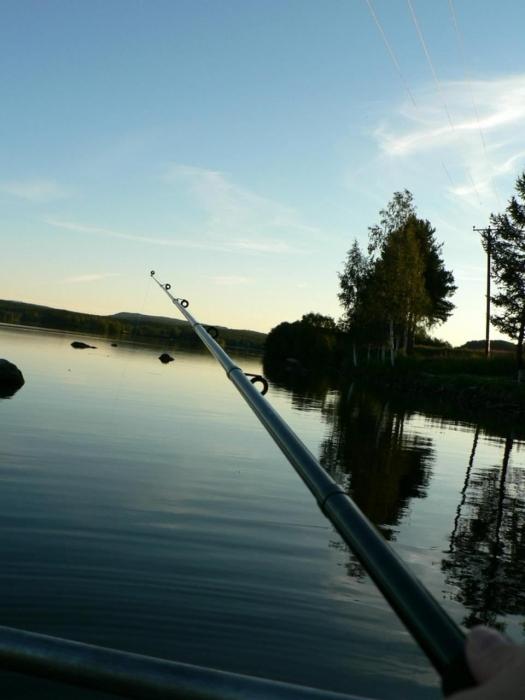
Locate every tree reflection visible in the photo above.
<box><xmin>319</xmin><ymin>386</ymin><xmax>434</xmax><ymax>539</ymax></box>
<box><xmin>442</xmin><ymin>433</ymin><xmax>525</xmax><ymax>629</ymax></box>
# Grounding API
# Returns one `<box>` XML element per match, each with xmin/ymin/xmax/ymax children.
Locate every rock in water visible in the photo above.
<box><xmin>71</xmin><ymin>341</ymin><xmax>97</xmax><ymax>349</ymax></box>
<box><xmin>159</xmin><ymin>353</ymin><xmax>174</xmax><ymax>364</ymax></box>
<box><xmin>0</xmin><ymin>359</ymin><xmax>25</xmax><ymax>398</ymax></box>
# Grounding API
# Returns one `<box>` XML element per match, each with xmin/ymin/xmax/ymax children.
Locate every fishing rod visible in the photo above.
<box><xmin>150</xmin><ymin>271</ymin><xmax>476</xmax><ymax>697</ymax></box>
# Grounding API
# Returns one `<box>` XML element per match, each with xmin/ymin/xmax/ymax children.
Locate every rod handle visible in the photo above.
<box><xmin>441</xmin><ymin>650</ymin><xmax>477</xmax><ymax>696</ymax></box>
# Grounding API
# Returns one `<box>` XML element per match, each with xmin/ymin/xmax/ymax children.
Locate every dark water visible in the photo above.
<box><xmin>1</xmin><ymin>325</ymin><xmax>524</xmax><ymax>699</ymax></box>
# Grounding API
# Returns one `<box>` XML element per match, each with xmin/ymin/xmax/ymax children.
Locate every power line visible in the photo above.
<box><xmin>448</xmin><ymin>0</ymin><xmax>502</xmax><ymax>208</ymax></box>
<box><xmin>406</xmin><ymin>0</ymin><xmax>455</xmax><ymax>130</ymax></box>
<box><xmin>406</xmin><ymin>0</ymin><xmax>483</xmax><ymax>207</ymax></box>
<box><xmin>364</xmin><ymin>0</ymin><xmax>463</xmax><ymax>197</ymax></box>
<box><xmin>364</xmin><ymin>0</ymin><xmax>417</xmax><ymax>107</ymax></box>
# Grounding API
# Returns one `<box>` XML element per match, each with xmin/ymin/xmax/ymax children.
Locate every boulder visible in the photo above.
<box><xmin>0</xmin><ymin>359</ymin><xmax>25</xmax><ymax>398</ymax></box>
<box><xmin>159</xmin><ymin>353</ymin><xmax>174</xmax><ymax>364</ymax></box>
<box><xmin>71</xmin><ymin>341</ymin><xmax>97</xmax><ymax>349</ymax></box>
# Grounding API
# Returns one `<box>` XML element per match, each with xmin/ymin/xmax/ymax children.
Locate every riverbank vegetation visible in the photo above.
<box><xmin>264</xmin><ymin>177</ymin><xmax>525</xmax><ymax>411</ymax></box>
<box><xmin>0</xmin><ymin>300</ymin><xmax>266</xmax><ymax>353</ymax></box>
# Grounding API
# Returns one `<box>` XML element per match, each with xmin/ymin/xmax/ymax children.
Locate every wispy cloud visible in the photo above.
<box><xmin>163</xmin><ymin>164</ymin><xmax>313</xmax><ymax>251</ymax></box>
<box><xmin>46</xmin><ymin>218</ymin><xmax>229</xmax><ymax>251</ymax></box>
<box><xmin>372</xmin><ymin>74</ymin><xmax>525</xmax><ymax>206</ymax></box>
<box><xmin>376</xmin><ymin>75</ymin><xmax>525</xmax><ymax>156</ymax></box>
<box><xmin>63</xmin><ymin>273</ymin><xmax>121</xmax><ymax>284</ymax></box>
<box><xmin>45</xmin><ymin>217</ymin><xmax>302</xmax><ymax>255</ymax></box>
<box><xmin>209</xmin><ymin>275</ymin><xmax>251</xmax><ymax>286</ymax></box>
<box><xmin>46</xmin><ymin>164</ymin><xmax>315</xmax><ymax>255</ymax></box>
<box><xmin>0</xmin><ymin>179</ymin><xmax>69</xmax><ymax>202</ymax></box>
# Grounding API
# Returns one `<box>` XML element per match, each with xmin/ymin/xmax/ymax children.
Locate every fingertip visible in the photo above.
<box><xmin>466</xmin><ymin>626</ymin><xmax>512</xmax><ymax>683</ymax></box>
<box><xmin>467</xmin><ymin>626</ymin><xmax>509</xmax><ymax>655</ymax></box>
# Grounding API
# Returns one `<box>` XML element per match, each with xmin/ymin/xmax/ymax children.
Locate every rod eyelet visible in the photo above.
<box><xmin>245</xmin><ymin>373</ymin><xmax>269</xmax><ymax>396</ymax></box>
<box><xmin>165</xmin><ymin>283</ymin><xmax>171</xmax><ymax>290</ymax></box>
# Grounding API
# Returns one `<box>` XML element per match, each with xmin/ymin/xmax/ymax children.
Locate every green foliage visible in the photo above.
<box><xmin>0</xmin><ymin>300</ymin><xmax>266</xmax><ymax>353</ymax></box>
<box><xmin>462</xmin><ymin>339</ymin><xmax>515</xmax><ymax>351</ymax></box>
<box><xmin>300</xmin><ymin>312</ymin><xmax>337</xmax><ymax>330</ymax></box>
<box><xmin>370</xmin><ymin>218</ymin><xmax>430</xmax><ymax>328</ymax></box>
<box><xmin>414</xmin><ymin>330</ymin><xmax>451</xmax><ymax>348</ymax></box>
<box><xmin>489</xmin><ymin>171</ymin><xmax>525</xmax><ymax>369</ymax></box>
<box><xmin>410</xmin><ymin>216</ymin><xmax>457</xmax><ymax>325</ymax></box>
<box><xmin>338</xmin><ymin>192</ymin><xmax>456</xmax><ymax>358</ymax></box>
<box><xmin>338</xmin><ymin>240</ymin><xmax>371</xmax><ymax>333</ymax></box>
<box><xmin>263</xmin><ymin>315</ymin><xmax>340</xmax><ymax>371</ymax></box>
<box><xmin>367</xmin><ymin>189</ymin><xmax>415</xmax><ymax>258</ymax></box>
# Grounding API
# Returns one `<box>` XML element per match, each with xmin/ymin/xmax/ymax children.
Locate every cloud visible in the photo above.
<box><xmin>46</xmin><ymin>218</ymin><xmax>230</xmax><ymax>251</ymax></box>
<box><xmin>0</xmin><ymin>179</ymin><xmax>69</xmax><ymax>202</ymax></box>
<box><xmin>209</xmin><ymin>275</ymin><xmax>251</xmax><ymax>286</ymax></box>
<box><xmin>45</xmin><ymin>217</ymin><xmax>301</xmax><ymax>255</ymax></box>
<box><xmin>163</xmin><ymin>163</ymin><xmax>312</xmax><ymax>251</ymax></box>
<box><xmin>372</xmin><ymin>74</ymin><xmax>525</xmax><ymax>206</ymax></box>
<box><xmin>47</xmin><ymin>165</ymin><xmax>315</xmax><ymax>256</ymax></box>
<box><xmin>63</xmin><ymin>273</ymin><xmax>121</xmax><ymax>284</ymax></box>
<box><xmin>234</xmin><ymin>238</ymin><xmax>295</xmax><ymax>253</ymax></box>
<box><xmin>376</xmin><ymin>75</ymin><xmax>525</xmax><ymax>156</ymax></box>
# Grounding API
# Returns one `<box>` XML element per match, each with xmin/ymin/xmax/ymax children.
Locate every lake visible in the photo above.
<box><xmin>1</xmin><ymin>324</ymin><xmax>524</xmax><ymax>699</ymax></box>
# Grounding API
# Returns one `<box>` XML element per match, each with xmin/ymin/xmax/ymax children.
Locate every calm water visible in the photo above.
<box><xmin>1</xmin><ymin>325</ymin><xmax>524</xmax><ymax>699</ymax></box>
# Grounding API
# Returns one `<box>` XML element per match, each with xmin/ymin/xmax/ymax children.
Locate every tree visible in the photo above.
<box><xmin>489</xmin><ymin>172</ymin><xmax>525</xmax><ymax>376</ymax></box>
<box><xmin>367</xmin><ymin>189</ymin><xmax>416</xmax><ymax>258</ymax></box>
<box><xmin>369</xmin><ymin>219</ymin><xmax>430</xmax><ymax>360</ymax></box>
<box><xmin>338</xmin><ymin>192</ymin><xmax>455</xmax><ymax>361</ymax></box>
<box><xmin>337</xmin><ymin>240</ymin><xmax>371</xmax><ymax>332</ymax></box>
<box><xmin>410</xmin><ymin>216</ymin><xmax>456</xmax><ymax>327</ymax></box>
<box><xmin>300</xmin><ymin>312</ymin><xmax>337</xmax><ymax>331</ymax></box>
<box><xmin>263</xmin><ymin>315</ymin><xmax>339</xmax><ymax>372</ymax></box>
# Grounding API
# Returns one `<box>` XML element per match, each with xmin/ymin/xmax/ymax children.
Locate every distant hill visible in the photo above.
<box><xmin>112</xmin><ymin>311</ymin><xmax>187</xmax><ymax>326</ymax></box>
<box><xmin>0</xmin><ymin>300</ymin><xmax>266</xmax><ymax>353</ymax></box>
<box><xmin>461</xmin><ymin>339</ymin><xmax>515</xmax><ymax>351</ymax></box>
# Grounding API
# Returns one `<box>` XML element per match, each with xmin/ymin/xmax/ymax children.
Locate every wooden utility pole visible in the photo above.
<box><xmin>473</xmin><ymin>226</ymin><xmax>495</xmax><ymax>358</ymax></box>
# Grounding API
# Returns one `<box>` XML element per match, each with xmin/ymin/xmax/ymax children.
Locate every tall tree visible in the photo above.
<box><xmin>337</xmin><ymin>240</ymin><xmax>371</xmax><ymax>332</ymax></box>
<box><xmin>367</xmin><ymin>189</ymin><xmax>416</xmax><ymax>258</ymax></box>
<box><xmin>369</xmin><ymin>219</ymin><xmax>430</xmax><ymax>359</ymax></box>
<box><xmin>338</xmin><ymin>193</ymin><xmax>455</xmax><ymax>358</ymax></box>
<box><xmin>408</xmin><ymin>216</ymin><xmax>456</xmax><ymax>329</ymax></box>
<box><xmin>489</xmin><ymin>172</ymin><xmax>525</xmax><ymax>376</ymax></box>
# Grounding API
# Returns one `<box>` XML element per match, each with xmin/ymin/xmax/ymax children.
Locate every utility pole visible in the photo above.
<box><xmin>473</xmin><ymin>226</ymin><xmax>495</xmax><ymax>358</ymax></box>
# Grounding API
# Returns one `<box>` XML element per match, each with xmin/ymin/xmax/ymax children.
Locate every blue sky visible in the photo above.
<box><xmin>2</xmin><ymin>0</ymin><xmax>525</xmax><ymax>344</ymax></box>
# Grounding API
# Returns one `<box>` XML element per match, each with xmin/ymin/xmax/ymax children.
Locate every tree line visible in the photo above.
<box><xmin>0</xmin><ymin>300</ymin><xmax>266</xmax><ymax>353</ymax></box>
<box><xmin>266</xmin><ymin>174</ymin><xmax>525</xmax><ymax>377</ymax></box>
<box><xmin>265</xmin><ymin>190</ymin><xmax>456</xmax><ymax>371</ymax></box>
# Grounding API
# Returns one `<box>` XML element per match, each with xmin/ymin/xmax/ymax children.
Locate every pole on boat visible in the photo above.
<box><xmin>0</xmin><ymin>624</ymin><xmax>367</xmax><ymax>700</ymax></box>
<box><xmin>150</xmin><ymin>271</ymin><xmax>476</xmax><ymax>697</ymax></box>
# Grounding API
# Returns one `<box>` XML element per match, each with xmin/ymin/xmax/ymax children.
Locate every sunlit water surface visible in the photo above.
<box><xmin>1</xmin><ymin>325</ymin><xmax>524</xmax><ymax>699</ymax></box>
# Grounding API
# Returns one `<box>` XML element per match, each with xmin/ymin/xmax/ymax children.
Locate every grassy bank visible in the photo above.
<box><xmin>343</xmin><ymin>352</ymin><xmax>525</xmax><ymax>418</ymax></box>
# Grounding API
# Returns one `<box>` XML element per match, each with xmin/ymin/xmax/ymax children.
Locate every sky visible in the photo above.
<box><xmin>2</xmin><ymin>0</ymin><xmax>525</xmax><ymax>345</ymax></box>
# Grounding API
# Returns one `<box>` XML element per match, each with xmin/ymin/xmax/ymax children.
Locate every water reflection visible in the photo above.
<box><xmin>442</xmin><ymin>431</ymin><xmax>525</xmax><ymax>630</ymax></box>
<box><xmin>269</xmin><ymin>370</ymin><xmax>525</xmax><ymax>634</ymax></box>
<box><xmin>319</xmin><ymin>385</ymin><xmax>434</xmax><ymax>540</ymax></box>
